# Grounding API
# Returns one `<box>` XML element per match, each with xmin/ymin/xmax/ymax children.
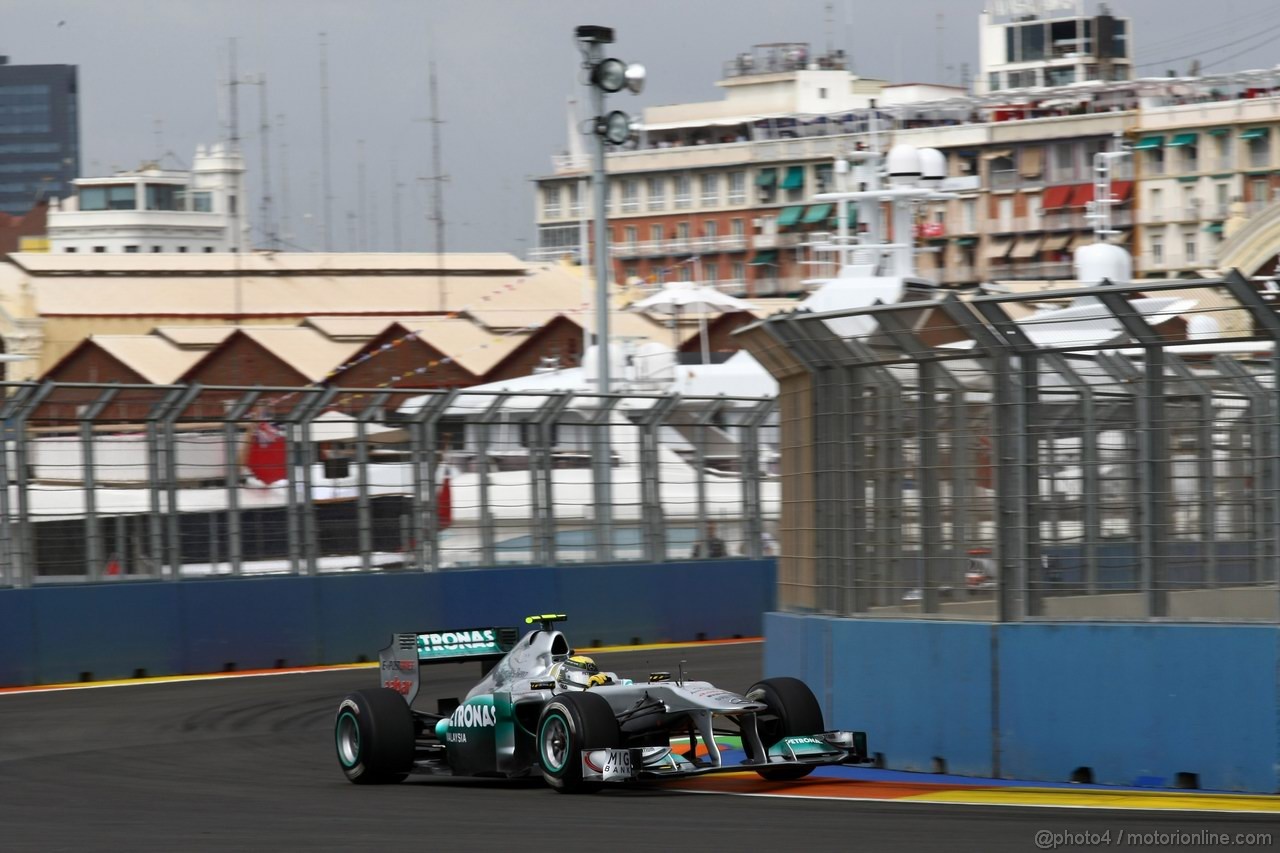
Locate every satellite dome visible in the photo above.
<box><xmin>1074</xmin><ymin>241</ymin><xmax>1133</xmax><ymax>286</ymax></box>
<box><xmin>886</xmin><ymin>144</ymin><xmax>922</xmax><ymax>186</ymax></box>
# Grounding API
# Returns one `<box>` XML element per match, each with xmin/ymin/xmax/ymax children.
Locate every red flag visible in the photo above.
<box><xmin>105</xmin><ymin>556</ymin><xmax>121</xmax><ymax>576</ymax></box>
<box><xmin>246</xmin><ymin>422</ymin><xmax>287</xmax><ymax>485</ymax></box>
<box><xmin>435</xmin><ymin>471</ymin><xmax>453</xmax><ymax>530</ymax></box>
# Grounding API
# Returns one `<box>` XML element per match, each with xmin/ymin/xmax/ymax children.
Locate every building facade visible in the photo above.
<box><xmin>45</xmin><ymin>143</ymin><xmax>248</xmax><ymax>254</ymax></box>
<box><xmin>533</xmin><ymin>25</ymin><xmax>1280</xmax><ymax>292</ymax></box>
<box><xmin>0</xmin><ymin>59</ymin><xmax>79</xmax><ymax>216</ymax></box>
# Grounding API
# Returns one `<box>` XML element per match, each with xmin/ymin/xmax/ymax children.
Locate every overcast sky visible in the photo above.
<box><xmin>6</xmin><ymin>0</ymin><xmax>1278</xmax><ymax>255</ymax></box>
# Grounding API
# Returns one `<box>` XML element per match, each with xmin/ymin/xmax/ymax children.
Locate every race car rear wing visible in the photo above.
<box><xmin>379</xmin><ymin>627</ymin><xmax>519</xmax><ymax>706</ymax></box>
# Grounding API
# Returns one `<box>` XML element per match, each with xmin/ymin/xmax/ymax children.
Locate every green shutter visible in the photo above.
<box><xmin>1240</xmin><ymin>128</ymin><xmax>1269</xmax><ymax>140</ymax></box>
<box><xmin>775</xmin><ymin>205</ymin><xmax>805</xmax><ymax>227</ymax></box>
<box><xmin>748</xmin><ymin>250</ymin><xmax>778</xmax><ymax>266</ymax></box>
<box><xmin>780</xmin><ymin>166</ymin><xmax>805</xmax><ymax>190</ymax></box>
<box><xmin>756</xmin><ymin>168</ymin><xmax>777</xmax><ymax>187</ymax></box>
<box><xmin>1206</xmin><ymin>128</ymin><xmax>1230</xmax><ymax>137</ymax></box>
<box><xmin>1167</xmin><ymin>132</ymin><xmax>1198</xmax><ymax>148</ymax></box>
<box><xmin>1203</xmin><ymin>222</ymin><xmax>1224</xmax><ymax>234</ymax></box>
<box><xmin>1132</xmin><ymin>135</ymin><xmax>1164</xmax><ymax>150</ymax></box>
<box><xmin>801</xmin><ymin>203</ymin><xmax>833</xmax><ymax>224</ymax></box>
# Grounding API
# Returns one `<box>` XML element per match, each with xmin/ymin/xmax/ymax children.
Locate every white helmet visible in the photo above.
<box><xmin>551</xmin><ymin>655</ymin><xmax>607</xmax><ymax>690</ymax></box>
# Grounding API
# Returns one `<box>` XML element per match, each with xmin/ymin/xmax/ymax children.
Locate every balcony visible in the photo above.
<box><xmin>674</xmin><ymin>194</ymin><xmax>692</xmax><ymax>209</ymax></box>
<box><xmin>990</xmin><ymin>170</ymin><xmax>1019</xmax><ymax>191</ymax></box>
<box><xmin>528</xmin><ymin>246</ymin><xmax>581</xmax><ymax>262</ymax></box>
<box><xmin>752</xmin><ymin>232</ymin><xmax>800</xmax><ymax>250</ymax></box>
<box><xmin>646</xmin><ymin>198</ymin><xmax>665</xmax><ymax>212</ymax></box>
<box><xmin>1042</xmin><ymin>211</ymin><xmax>1087</xmax><ymax>230</ymax></box>
<box><xmin>987</xmin><ymin>261</ymin><xmax>1075</xmax><ymax>280</ymax></box>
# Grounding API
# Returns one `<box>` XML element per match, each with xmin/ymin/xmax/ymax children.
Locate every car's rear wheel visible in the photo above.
<box><xmin>746</xmin><ymin>676</ymin><xmax>823</xmax><ymax>781</ymax></box>
<box><xmin>536</xmin><ymin>691</ymin><xmax>620</xmax><ymax>794</ymax></box>
<box><xmin>335</xmin><ymin>688</ymin><xmax>414</xmax><ymax>784</ymax></box>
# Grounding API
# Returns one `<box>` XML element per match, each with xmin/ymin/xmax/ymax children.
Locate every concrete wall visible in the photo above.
<box><xmin>0</xmin><ymin>559</ymin><xmax>773</xmax><ymax>687</ymax></box>
<box><xmin>765</xmin><ymin>613</ymin><xmax>1280</xmax><ymax>793</ymax></box>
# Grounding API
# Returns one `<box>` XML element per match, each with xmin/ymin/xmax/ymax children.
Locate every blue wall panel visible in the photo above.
<box><xmin>0</xmin><ymin>590</ymin><xmax>37</xmax><ymax>686</ymax></box>
<box><xmin>766</xmin><ymin>613</ymin><xmax>1280</xmax><ymax>792</ymax></box>
<box><xmin>30</xmin><ymin>583</ymin><xmax>183</xmax><ymax>683</ymax></box>
<box><xmin>997</xmin><ymin>623</ymin><xmax>1280</xmax><ymax>792</ymax></box>
<box><xmin>0</xmin><ymin>559</ymin><xmax>774</xmax><ymax>687</ymax></box>
<box><xmin>179</xmin><ymin>577</ymin><xmax>321</xmax><ymax>673</ymax></box>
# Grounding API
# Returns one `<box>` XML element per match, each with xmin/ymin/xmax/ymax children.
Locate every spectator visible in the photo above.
<box><xmin>692</xmin><ymin>522</ymin><xmax>727</xmax><ymax>559</ymax></box>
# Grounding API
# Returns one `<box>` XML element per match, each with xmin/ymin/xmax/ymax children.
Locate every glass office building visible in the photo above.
<box><xmin>0</xmin><ymin>59</ymin><xmax>79</xmax><ymax>216</ymax></box>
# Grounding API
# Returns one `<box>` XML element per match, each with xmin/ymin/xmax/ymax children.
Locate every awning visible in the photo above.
<box><xmin>780</xmin><ymin>166</ymin><xmax>805</xmax><ymax>190</ymax></box>
<box><xmin>1203</xmin><ymin>222</ymin><xmax>1224</xmax><ymax>234</ymax></box>
<box><xmin>801</xmin><ymin>203</ymin><xmax>833</xmax><ymax>224</ymax></box>
<box><xmin>1068</xmin><ymin>233</ymin><xmax>1093</xmax><ymax>250</ymax></box>
<box><xmin>1042</xmin><ymin>185</ymin><xmax>1073</xmax><ymax>209</ymax></box>
<box><xmin>982</xmin><ymin>149</ymin><xmax>1013</xmax><ymax>161</ymax></box>
<box><xmin>1108</xmin><ymin>180</ymin><xmax>1133</xmax><ymax>202</ymax></box>
<box><xmin>1042</xmin><ymin>233</ymin><xmax>1072</xmax><ymax>252</ymax></box>
<box><xmin>1133</xmin><ymin>135</ymin><xmax>1164</xmax><ymax>150</ymax></box>
<box><xmin>1018</xmin><ymin>146</ymin><xmax>1044</xmax><ymax>178</ymax></box>
<box><xmin>1176</xmin><ymin>175</ymin><xmax>1200</xmax><ymax>183</ymax></box>
<box><xmin>1241</xmin><ymin>128</ymin><xmax>1269</xmax><ymax>140</ymax></box>
<box><xmin>756</xmin><ymin>168</ymin><xmax>777</xmax><ymax>187</ymax></box>
<box><xmin>1167</xmin><ymin>132</ymin><xmax>1199</xmax><ymax>148</ymax></box>
<box><xmin>1010</xmin><ymin>236</ymin><xmax>1043</xmax><ymax>259</ymax></box>
<box><xmin>1207</xmin><ymin>128</ymin><xmax>1230</xmax><ymax>137</ymax></box>
<box><xmin>775</xmin><ymin>205</ymin><xmax>805</xmax><ymax>227</ymax></box>
<box><xmin>748</xmin><ymin>250</ymin><xmax>778</xmax><ymax>266</ymax></box>
<box><xmin>1105</xmin><ymin>230</ymin><xmax>1130</xmax><ymax>245</ymax></box>
<box><xmin>1069</xmin><ymin>184</ymin><xmax>1094</xmax><ymax>207</ymax></box>
<box><xmin>955</xmin><ymin>237</ymin><xmax>978</xmax><ymax>247</ymax></box>
<box><xmin>986</xmin><ymin>238</ymin><xmax>1014</xmax><ymax>259</ymax></box>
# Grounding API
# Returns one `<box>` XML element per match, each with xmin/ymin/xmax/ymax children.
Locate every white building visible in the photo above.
<box><xmin>976</xmin><ymin>1</ymin><xmax>1132</xmax><ymax>95</ymax></box>
<box><xmin>46</xmin><ymin>143</ymin><xmax>248</xmax><ymax>254</ymax></box>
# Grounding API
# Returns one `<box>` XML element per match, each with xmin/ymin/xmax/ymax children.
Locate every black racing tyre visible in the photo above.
<box><xmin>536</xmin><ymin>691</ymin><xmax>621</xmax><ymax>794</ymax></box>
<box><xmin>334</xmin><ymin>688</ymin><xmax>415</xmax><ymax>784</ymax></box>
<box><xmin>747</xmin><ymin>676</ymin><xmax>824</xmax><ymax>781</ymax></box>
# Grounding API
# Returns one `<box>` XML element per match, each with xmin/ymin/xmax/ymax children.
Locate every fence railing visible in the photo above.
<box><xmin>751</xmin><ymin>272</ymin><xmax>1280</xmax><ymax>622</ymax></box>
<box><xmin>0</xmin><ymin>384</ymin><xmax>779</xmax><ymax>586</ymax></box>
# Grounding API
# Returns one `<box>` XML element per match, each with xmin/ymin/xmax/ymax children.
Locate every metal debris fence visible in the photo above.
<box><xmin>750</xmin><ymin>271</ymin><xmax>1280</xmax><ymax>621</ymax></box>
<box><xmin>0</xmin><ymin>383</ymin><xmax>778</xmax><ymax>586</ymax></box>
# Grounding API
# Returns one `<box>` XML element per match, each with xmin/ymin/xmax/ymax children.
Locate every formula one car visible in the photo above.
<box><xmin>333</xmin><ymin>614</ymin><xmax>870</xmax><ymax>793</ymax></box>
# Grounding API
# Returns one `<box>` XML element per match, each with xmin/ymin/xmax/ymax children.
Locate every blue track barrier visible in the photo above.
<box><xmin>0</xmin><ymin>558</ymin><xmax>774</xmax><ymax>687</ymax></box>
<box><xmin>765</xmin><ymin>613</ymin><xmax>1280</xmax><ymax>793</ymax></box>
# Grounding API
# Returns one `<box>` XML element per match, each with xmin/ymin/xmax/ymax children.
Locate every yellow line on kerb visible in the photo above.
<box><xmin>0</xmin><ymin>638</ymin><xmax>762</xmax><ymax>695</ymax></box>
<box><xmin>901</xmin><ymin>788</ymin><xmax>1280</xmax><ymax>813</ymax></box>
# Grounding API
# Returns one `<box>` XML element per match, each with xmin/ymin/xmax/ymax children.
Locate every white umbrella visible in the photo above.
<box><xmin>630</xmin><ymin>281</ymin><xmax>755</xmax><ymax>364</ymax></box>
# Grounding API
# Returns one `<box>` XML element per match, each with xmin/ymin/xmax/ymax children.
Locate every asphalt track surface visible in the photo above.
<box><xmin>1</xmin><ymin>643</ymin><xmax>1274</xmax><ymax>852</ymax></box>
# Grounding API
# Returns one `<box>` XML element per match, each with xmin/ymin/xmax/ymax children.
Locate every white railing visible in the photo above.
<box><xmin>674</xmin><ymin>194</ymin><xmax>692</xmax><ymax>209</ymax></box>
<box><xmin>621</xmin><ymin>199</ymin><xmax>640</xmax><ymax>213</ymax></box>
<box><xmin>753</xmin><ymin>233</ymin><xmax>800</xmax><ymax>250</ymax></box>
<box><xmin>647</xmin><ymin>197</ymin><xmax>665</xmax><ymax>212</ymax></box>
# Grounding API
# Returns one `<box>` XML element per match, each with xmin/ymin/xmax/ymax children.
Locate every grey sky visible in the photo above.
<box><xmin>5</xmin><ymin>0</ymin><xmax>1278</xmax><ymax>255</ymax></box>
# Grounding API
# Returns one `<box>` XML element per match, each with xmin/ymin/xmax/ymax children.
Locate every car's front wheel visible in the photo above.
<box><xmin>334</xmin><ymin>688</ymin><xmax>414</xmax><ymax>784</ymax></box>
<box><xmin>536</xmin><ymin>691</ymin><xmax>620</xmax><ymax>794</ymax></box>
<box><xmin>746</xmin><ymin>676</ymin><xmax>824</xmax><ymax>781</ymax></box>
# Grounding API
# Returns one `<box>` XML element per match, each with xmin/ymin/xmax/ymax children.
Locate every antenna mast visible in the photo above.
<box><xmin>427</xmin><ymin>50</ymin><xmax>447</xmax><ymax>311</ymax></box>
<box><xmin>358</xmin><ymin>138</ymin><xmax>367</xmax><ymax>251</ymax></box>
<box><xmin>319</xmin><ymin>32</ymin><xmax>333</xmax><ymax>252</ymax></box>
<box><xmin>277</xmin><ymin>112</ymin><xmax>291</xmax><ymax>248</ymax></box>
<box><xmin>256</xmin><ymin>75</ymin><xmax>274</xmax><ymax>250</ymax></box>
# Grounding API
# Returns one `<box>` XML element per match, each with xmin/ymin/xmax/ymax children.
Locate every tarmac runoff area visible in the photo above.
<box><xmin>0</xmin><ymin>640</ymin><xmax>1276</xmax><ymax>851</ymax></box>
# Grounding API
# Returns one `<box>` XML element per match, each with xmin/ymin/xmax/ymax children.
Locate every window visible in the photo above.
<box><xmin>674</xmin><ymin>174</ymin><xmax>691</xmax><ymax>209</ymax></box>
<box><xmin>649</xmin><ymin>223</ymin><xmax>663</xmax><ymax>243</ymax></box>
<box><xmin>1252</xmin><ymin>178</ymin><xmax>1269</xmax><ymax>203</ymax></box>
<box><xmin>621</xmin><ymin>179</ymin><xmax>639</xmax><ymax>213</ymax></box>
<box><xmin>700</xmin><ymin>173</ymin><xmax>718</xmax><ymax>206</ymax></box>
<box><xmin>145</xmin><ymin>184</ymin><xmax>183</xmax><ymax>211</ymax></box>
<box><xmin>998</xmin><ymin>197</ymin><xmax>1014</xmax><ymax>231</ymax></box>
<box><xmin>93</xmin><ymin>246</ymin><xmax>105</xmax><ymax>253</ymax></box>
<box><xmin>732</xmin><ymin>261</ymin><xmax>744</xmax><ymax>282</ymax></box>
<box><xmin>624</xmin><ymin>226</ymin><xmax>638</xmax><ymax>248</ymax></box>
<box><xmin>728</xmin><ymin>171</ymin><xmax>746</xmax><ymax>204</ymax></box>
<box><xmin>1182</xmin><ymin>185</ymin><xmax>1197</xmax><ymax>219</ymax></box>
<box><xmin>1051</xmin><ymin>143</ymin><xmax>1075</xmax><ymax>182</ymax></box>
<box><xmin>1183</xmin><ymin>229</ymin><xmax>1197</xmax><ymax>264</ymax></box>
<box><xmin>1151</xmin><ymin>235</ymin><xmax>1164</xmax><ymax>265</ymax></box>
<box><xmin>731</xmin><ymin>218</ymin><xmax>745</xmax><ymax>237</ymax></box>
<box><xmin>204</xmin><ymin>246</ymin><xmax>214</xmax><ymax>253</ymax></box>
<box><xmin>191</xmin><ymin>191</ymin><xmax>213</xmax><ymax>212</ymax></box>
<box><xmin>679</xmin><ymin>264</ymin><xmax>692</xmax><ymax>282</ymax></box>
<box><xmin>815</xmin><ymin>163</ymin><xmax>834</xmax><ymax>193</ymax></box>
<box><xmin>962</xmin><ymin>199</ymin><xmax>976</xmax><ymax>232</ymax></box>
<box><xmin>647</xmin><ymin>176</ymin><xmax>665</xmax><ymax>211</ymax></box>
<box><xmin>676</xmin><ymin>222</ymin><xmax>690</xmax><ymax>240</ymax></box>
<box><xmin>1215</xmin><ymin>183</ymin><xmax>1230</xmax><ymax>217</ymax></box>
<box><xmin>64</xmin><ymin>246</ymin><xmax>76</xmax><ymax>253</ymax></box>
<box><xmin>568</xmin><ymin>182</ymin><xmax>582</xmax><ymax>216</ymax></box>
<box><xmin>704</xmin><ymin>220</ymin><xmax>718</xmax><ymax>239</ymax></box>
<box><xmin>704</xmin><ymin>261</ymin><xmax>719</xmax><ymax>283</ymax></box>
<box><xmin>178</xmin><ymin>246</ymin><xmax>188</xmax><ymax>253</ymax></box>
<box><xmin>229</xmin><ymin>195</ymin><xmax>237</xmax><ymax>215</ymax></box>
<box><xmin>624</xmin><ymin>265</ymin><xmax>638</xmax><ymax>282</ymax></box>
<box><xmin>1025</xmin><ymin>193</ymin><xmax>1041</xmax><ymax>229</ymax></box>
<box><xmin>542</xmin><ymin>186</ymin><xmax>562</xmax><ymax>218</ymax></box>
<box><xmin>152</xmin><ymin>246</ymin><xmax>162</xmax><ymax>253</ymax></box>
<box><xmin>1215</xmin><ymin>135</ymin><xmax>1231</xmax><ymax>170</ymax></box>
<box><xmin>818</xmin><ymin>88</ymin><xmax>827</xmax><ymax>99</ymax></box>
<box><xmin>1247</xmin><ymin>130</ymin><xmax>1271</xmax><ymax>169</ymax></box>
<box><xmin>78</xmin><ymin>186</ymin><xmax>106</xmax><ymax>210</ymax></box>
<box><xmin>1149</xmin><ymin>188</ymin><xmax>1163</xmax><ymax>221</ymax></box>
<box><xmin>1181</xmin><ymin>144</ymin><xmax>1198</xmax><ymax>173</ymax></box>
<box><xmin>989</xmin><ymin>72</ymin><xmax>1001</xmax><ymax>92</ymax></box>
<box><xmin>1145</xmin><ymin>147</ymin><xmax>1164</xmax><ymax>176</ymax></box>
<box><xmin>124</xmin><ymin>245</ymin><xmax>139</xmax><ymax>253</ymax></box>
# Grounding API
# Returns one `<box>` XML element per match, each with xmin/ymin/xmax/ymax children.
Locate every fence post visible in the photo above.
<box><xmin>79</xmin><ymin>387</ymin><xmax>120</xmax><ymax>580</ymax></box>
<box><xmin>161</xmin><ymin>383</ymin><xmax>203</xmax><ymax>577</ymax></box>
<box><xmin>586</xmin><ymin>396</ymin><xmax>621</xmax><ymax>563</ymax></box>
<box><xmin>221</xmin><ymin>390</ymin><xmax>263</xmax><ymax>578</ymax></box>
<box><xmin>529</xmin><ymin>392</ymin><xmax>574</xmax><ymax>566</ymax></box>
<box><xmin>635</xmin><ymin>394</ymin><xmax>681</xmax><ymax>564</ymax></box>
<box><xmin>0</xmin><ymin>383</ymin><xmax>42</xmax><ymax>586</ymax></box>
<box><xmin>1165</xmin><ymin>354</ymin><xmax>1220</xmax><ymax>590</ymax></box>
<box><xmin>1041</xmin><ymin>353</ymin><xmax>1102</xmax><ymax>594</ymax></box>
<box><xmin>353</xmin><ymin>392</ymin><xmax>392</xmax><ymax>572</ymax></box>
<box><xmin>474</xmin><ymin>394</ymin><xmax>510</xmax><ymax>568</ymax></box>
<box><xmin>407</xmin><ymin>389</ymin><xmax>456</xmax><ymax>572</ymax></box>
<box><xmin>740</xmin><ymin>399</ymin><xmax>775</xmax><ymax>563</ymax></box>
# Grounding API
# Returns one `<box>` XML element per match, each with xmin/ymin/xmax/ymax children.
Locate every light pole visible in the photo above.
<box><xmin>575</xmin><ymin>25</ymin><xmax>645</xmax><ymax>394</ymax></box>
<box><xmin>574</xmin><ymin>25</ymin><xmax>644</xmax><ymax>563</ymax></box>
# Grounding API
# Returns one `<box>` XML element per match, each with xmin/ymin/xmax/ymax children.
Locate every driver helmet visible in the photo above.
<box><xmin>552</xmin><ymin>655</ymin><xmax>608</xmax><ymax>690</ymax></box>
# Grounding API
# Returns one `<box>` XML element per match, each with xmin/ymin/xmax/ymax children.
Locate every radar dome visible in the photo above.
<box><xmin>886</xmin><ymin>144</ymin><xmax>922</xmax><ymax>187</ymax></box>
<box><xmin>918</xmin><ymin>148</ymin><xmax>946</xmax><ymax>184</ymax></box>
<box><xmin>1073</xmin><ymin>241</ymin><xmax>1133</xmax><ymax>286</ymax></box>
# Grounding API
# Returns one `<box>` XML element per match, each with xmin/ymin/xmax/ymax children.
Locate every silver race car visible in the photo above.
<box><xmin>333</xmin><ymin>614</ymin><xmax>870</xmax><ymax>793</ymax></box>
